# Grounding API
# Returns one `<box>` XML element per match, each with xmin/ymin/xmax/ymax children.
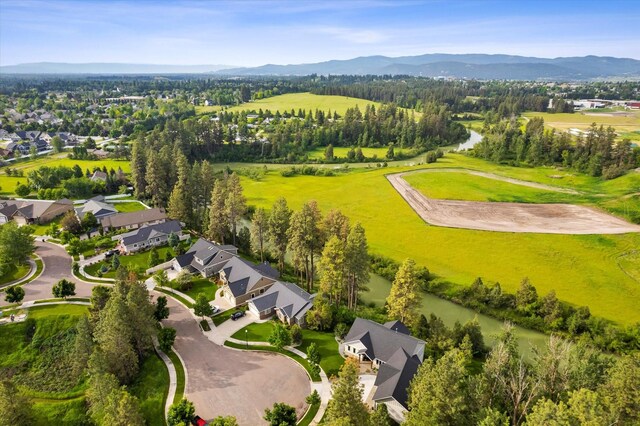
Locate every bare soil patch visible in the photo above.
<box><xmin>387</xmin><ymin>172</ymin><xmax>640</xmax><ymax>234</ymax></box>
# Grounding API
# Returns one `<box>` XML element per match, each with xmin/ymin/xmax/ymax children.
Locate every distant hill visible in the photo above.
<box><xmin>2</xmin><ymin>55</ymin><xmax>639</xmax><ymax>80</ymax></box>
<box><xmin>0</xmin><ymin>62</ymin><xmax>233</xmax><ymax>74</ymax></box>
<box><xmin>217</xmin><ymin>54</ymin><xmax>640</xmax><ymax>80</ymax></box>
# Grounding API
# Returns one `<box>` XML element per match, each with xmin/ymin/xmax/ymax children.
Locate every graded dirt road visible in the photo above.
<box><xmin>387</xmin><ymin>171</ymin><xmax>640</xmax><ymax>234</ymax></box>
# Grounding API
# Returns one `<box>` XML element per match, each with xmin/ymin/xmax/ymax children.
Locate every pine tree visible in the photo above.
<box><xmin>287</xmin><ymin>201</ymin><xmax>323</xmax><ymax>291</ymax></box>
<box><xmin>207</xmin><ymin>177</ymin><xmax>229</xmax><ymax>244</ymax></box>
<box><xmin>267</xmin><ymin>197</ymin><xmax>291</xmax><ymax>272</ymax></box>
<box><xmin>386</xmin><ymin>258</ymin><xmax>421</xmax><ymax>327</ymax></box>
<box><xmin>225</xmin><ymin>173</ymin><xmax>246</xmax><ymax>246</ymax></box>
<box><xmin>167</xmin><ymin>153</ymin><xmax>194</xmax><ymax>227</ymax></box>
<box><xmin>318</xmin><ymin>235</ymin><xmax>347</xmax><ymax>305</ymax></box>
<box><xmin>345</xmin><ymin>223</ymin><xmax>369</xmax><ymax>310</ymax></box>
<box><xmin>130</xmin><ymin>136</ymin><xmax>147</xmax><ymax>199</ymax></box>
<box><xmin>145</xmin><ymin>150</ymin><xmax>169</xmax><ymax>207</ymax></box>
<box><xmin>250</xmin><ymin>208</ymin><xmax>268</xmax><ymax>262</ymax></box>
<box><xmin>324</xmin><ymin>358</ymin><xmax>370</xmax><ymax>426</ymax></box>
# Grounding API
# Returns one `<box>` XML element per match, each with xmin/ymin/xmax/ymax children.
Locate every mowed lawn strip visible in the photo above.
<box><xmin>239</xmin><ymin>155</ymin><xmax>640</xmax><ymax>325</ymax></box>
<box><xmin>129</xmin><ymin>353</ymin><xmax>170</xmax><ymax>426</ymax></box>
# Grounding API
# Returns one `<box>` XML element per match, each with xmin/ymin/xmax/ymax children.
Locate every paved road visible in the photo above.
<box><xmin>163</xmin><ymin>297</ymin><xmax>310</xmax><ymax>425</ymax></box>
<box><xmin>0</xmin><ymin>241</ymin><xmax>96</xmax><ymax>307</ymax></box>
<box><xmin>4</xmin><ymin>241</ymin><xmax>311</xmax><ymax>425</ymax></box>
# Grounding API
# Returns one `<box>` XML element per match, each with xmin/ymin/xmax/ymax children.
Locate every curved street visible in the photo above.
<box><xmin>2</xmin><ymin>241</ymin><xmax>310</xmax><ymax>425</ymax></box>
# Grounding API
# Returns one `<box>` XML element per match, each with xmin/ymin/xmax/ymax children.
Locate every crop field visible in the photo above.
<box><xmin>305</xmin><ymin>145</ymin><xmax>410</xmax><ymax>161</ymax></box>
<box><xmin>196</xmin><ymin>92</ymin><xmax>381</xmax><ymax>116</ymax></box>
<box><xmin>0</xmin><ymin>153</ymin><xmax>131</xmax><ymax>196</ymax></box>
<box><xmin>240</xmin><ymin>153</ymin><xmax>640</xmax><ymax>325</ymax></box>
<box><xmin>522</xmin><ymin>110</ymin><xmax>640</xmax><ymax>141</ymax></box>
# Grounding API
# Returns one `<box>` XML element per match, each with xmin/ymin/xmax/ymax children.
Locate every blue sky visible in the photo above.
<box><xmin>1</xmin><ymin>0</ymin><xmax>638</xmax><ymax>66</ymax></box>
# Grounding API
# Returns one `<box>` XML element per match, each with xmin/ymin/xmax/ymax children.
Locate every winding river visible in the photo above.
<box><xmin>457</xmin><ymin>129</ymin><xmax>483</xmax><ymax>151</ymax></box>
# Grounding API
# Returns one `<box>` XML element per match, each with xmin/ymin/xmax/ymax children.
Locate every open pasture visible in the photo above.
<box><xmin>305</xmin><ymin>145</ymin><xmax>409</xmax><ymax>161</ymax></box>
<box><xmin>240</xmin><ymin>153</ymin><xmax>640</xmax><ymax>325</ymax></box>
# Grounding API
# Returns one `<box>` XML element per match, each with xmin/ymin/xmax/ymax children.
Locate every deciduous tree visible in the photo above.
<box><xmin>52</xmin><ymin>279</ymin><xmax>76</xmax><ymax>299</ymax></box>
<box><xmin>264</xmin><ymin>402</ymin><xmax>297</xmax><ymax>426</ymax></box>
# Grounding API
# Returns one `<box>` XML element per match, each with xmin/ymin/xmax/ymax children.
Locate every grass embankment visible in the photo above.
<box><xmin>223</xmin><ymin>341</ymin><xmax>321</xmax><ymax>382</ymax></box>
<box><xmin>0</xmin><ymin>154</ymin><xmax>131</xmax><ymax>196</ymax></box>
<box><xmin>231</xmin><ymin>322</ymin><xmax>343</xmax><ymax>377</ymax></box>
<box><xmin>0</xmin><ymin>304</ymin><xmax>169</xmax><ymax>425</ymax></box>
<box><xmin>167</xmin><ymin>350</ymin><xmax>186</xmax><ymax>404</ymax></box>
<box><xmin>0</xmin><ymin>262</ymin><xmax>31</xmax><ymax>285</ymax></box>
<box><xmin>239</xmin><ymin>153</ymin><xmax>640</xmax><ymax>325</ymax></box>
<box><xmin>298</xmin><ymin>401</ymin><xmax>321</xmax><ymax>426</ymax></box>
<box><xmin>195</xmin><ymin>92</ymin><xmax>381</xmax><ymax>116</ymax></box>
<box><xmin>129</xmin><ymin>353</ymin><xmax>170</xmax><ymax>426</ymax></box>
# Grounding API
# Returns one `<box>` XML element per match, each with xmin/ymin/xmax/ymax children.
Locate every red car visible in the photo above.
<box><xmin>193</xmin><ymin>416</ymin><xmax>207</xmax><ymax>426</ymax></box>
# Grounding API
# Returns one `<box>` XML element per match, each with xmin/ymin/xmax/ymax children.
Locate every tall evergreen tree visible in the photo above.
<box><xmin>130</xmin><ymin>135</ymin><xmax>147</xmax><ymax>199</ymax></box>
<box><xmin>386</xmin><ymin>258</ymin><xmax>421</xmax><ymax>327</ymax></box>
<box><xmin>324</xmin><ymin>358</ymin><xmax>370</xmax><ymax>426</ymax></box>
<box><xmin>267</xmin><ymin>197</ymin><xmax>291</xmax><ymax>273</ymax></box>
<box><xmin>167</xmin><ymin>153</ymin><xmax>194</xmax><ymax>227</ymax></box>
<box><xmin>345</xmin><ymin>223</ymin><xmax>369</xmax><ymax>310</ymax></box>
<box><xmin>225</xmin><ymin>173</ymin><xmax>246</xmax><ymax>246</ymax></box>
<box><xmin>207</xmin><ymin>176</ymin><xmax>229</xmax><ymax>244</ymax></box>
<box><xmin>318</xmin><ymin>235</ymin><xmax>347</xmax><ymax>306</ymax></box>
<box><xmin>250</xmin><ymin>208</ymin><xmax>268</xmax><ymax>262</ymax></box>
<box><xmin>145</xmin><ymin>150</ymin><xmax>169</xmax><ymax>207</ymax></box>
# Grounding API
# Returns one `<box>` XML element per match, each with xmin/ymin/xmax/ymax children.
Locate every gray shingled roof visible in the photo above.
<box><xmin>118</xmin><ymin>220</ymin><xmax>182</xmax><ymax>246</ymax></box>
<box><xmin>343</xmin><ymin>318</ymin><xmax>424</xmax><ymax>363</ymax></box>
<box><xmin>75</xmin><ymin>199</ymin><xmax>118</xmax><ymax>220</ymax></box>
<box><xmin>100</xmin><ymin>207</ymin><xmax>166</xmax><ymax>229</ymax></box>
<box><xmin>372</xmin><ymin>348</ymin><xmax>422</xmax><ymax>408</ymax></box>
<box><xmin>221</xmin><ymin>256</ymin><xmax>276</xmax><ymax>297</ymax></box>
<box><xmin>250</xmin><ymin>281</ymin><xmax>315</xmax><ymax>321</ymax></box>
<box><xmin>174</xmin><ymin>238</ymin><xmax>237</xmax><ymax>274</ymax></box>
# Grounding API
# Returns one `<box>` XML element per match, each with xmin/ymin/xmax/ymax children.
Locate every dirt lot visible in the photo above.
<box><xmin>387</xmin><ymin>172</ymin><xmax>640</xmax><ymax>234</ymax></box>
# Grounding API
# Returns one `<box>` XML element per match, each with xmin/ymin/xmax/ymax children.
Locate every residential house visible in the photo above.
<box><xmin>342</xmin><ymin>318</ymin><xmax>425</xmax><ymax>423</ymax></box>
<box><xmin>0</xmin><ymin>199</ymin><xmax>73</xmax><ymax>225</ymax></box>
<box><xmin>75</xmin><ymin>197</ymin><xmax>118</xmax><ymax>221</ymax></box>
<box><xmin>219</xmin><ymin>256</ymin><xmax>279</xmax><ymax>306</ymax></box>
<box><xmin>100</xmin><ymin>207</ymin><xmax>167</xmax><ymax>232</ymax></box>
<box><xmin>173</xmin><ymin>238</ymin><xmax>238</xmax><ymax>278</ymax></box>
<box><xmin>113</xmin><ymin>220</ymin><xmax>182</xmax><ymax>254</ymax></box>
<box><xmin>90</xmin><ymin>170</ymin><xmax>108</xmax><ymax>182</ymax></box>
<box><xmin>248</xmin><ymin>281</ymin><xmax>315</xmax><ymax>326</ymax></box>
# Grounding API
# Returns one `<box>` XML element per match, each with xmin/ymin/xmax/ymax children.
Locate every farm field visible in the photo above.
<box><xmin>195</xmin><ymin>92</ymin><xmax>381</xmax><ymax>116</ymax></box>
<box><xmin>522</xmin><ymin>110</ymin><xmax>640</xmax><ymax>140</ymax></box>
<box><xmin>0</xmin><ymin>153</ymin><xmax>131</xmax><ymax>196</ymax></box>
<box><xmin>239</xmin><ymin>153</ymin><xmax>640</xmax><ymax>325</ymax></box>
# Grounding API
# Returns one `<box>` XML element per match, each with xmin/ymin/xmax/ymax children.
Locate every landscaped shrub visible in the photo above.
<box><xmin>334</xmin><ymin>323</ymin><xmax>349</xmax><ymax>339</ymax></box>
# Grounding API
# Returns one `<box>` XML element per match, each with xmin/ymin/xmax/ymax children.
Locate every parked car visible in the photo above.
<box><xmin>104</xmin><ymin>249</ymin><xmax>117</xmax><ymax>258</ymax></box>
<box><xmin>192</xmin><ymin>416</ymin><xmax>207</xmax><ymax>426</ymax></box>
<box><xmin>231</xmin><ymin>311</ymin><xmax>245</xmax><ymax>321</ymax></box>
<box><xmin>211</xmin><ymin>305</ymin><xmax>220</xmax><ymax>315</ymax></box>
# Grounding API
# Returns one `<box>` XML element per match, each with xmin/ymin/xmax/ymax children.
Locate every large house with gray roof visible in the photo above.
<box><xmin>219</xmin><ymin>256</ymin><xmax>279</xmax><ymax>307</ymax></box>
<box><xmin>248</xmin><ymin>281</ymin><xmax>315</xmax><ymax>326</ymax></box>
<box><xmin>100</xmin><ymin>207</ymin><xmax>167</xmax><ymax>231</ymax></box>
<box><xmin>343</xmin><ymin>318</ymin><xmax>425</xmax><ymax>423</ymax></box>
<box><xmin>172</xmin><ymin>238</ymin><xmax>238</xmax><ymax>278</ymax></box>
<box><xmin>75</xmin><ymin>198</ymin><xmax>118</xmax><ymax>221</ymax></box>
<box><xmin>114</xmin><ymin>220</ymin><xmax>183</xmax><ymax>254</ymax></box>
<box><xmin>0</xmin><ymin>199</ymin><xmax>73</xmax><ymax>225</ymax></box>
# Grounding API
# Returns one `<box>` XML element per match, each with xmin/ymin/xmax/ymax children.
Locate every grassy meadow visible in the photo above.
<box><xmin>305</xmin><ymin>145</ymin><xmax>409</xmax><ymax>161</ymax></box>
<box><xmin>0</xmin><ymin>153</ymin><xmax>131</xmax><ymax>196</ymax></box>
<box><xmin>239</xmin><ymin>153</ymin><xmax>640</xmax><ymax>325</ymax></box>
<box><xmin>195</xmin><ymin>92</ymin><xmax>381</xmax><ymax>116</ymax></box>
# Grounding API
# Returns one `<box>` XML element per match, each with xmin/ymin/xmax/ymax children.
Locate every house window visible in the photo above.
<box><xmin>134</xmin><ymin>244</ymin><xmax>138</xmax><ymax>248</ymax></box>
<box><xmin>251</xmin><ymin>293</ymin><xmax>255</xmax><ymax>298</ymax></box>
<box><xmin>156</xmin><ymin>238</ymin><xmax>160</xmax><ymax>242</ymax></box>
<box><xmin>259</xmin><ymin>289</ymin><xmax>264</xmax><ymax>294</ymax></box>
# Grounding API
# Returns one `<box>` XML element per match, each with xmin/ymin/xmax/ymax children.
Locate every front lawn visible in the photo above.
<box><xmin>167</xmin><ymin>349</ymin><xmax>185</xmax><ymax>404</ymax></box>
<box><xmin>231</xmin><ymin>321</ymin><xmax>276</xmax><ymax>341</ymax></box>
<box><xmin>85</xmin><ymin>246</ymin><xmax>176</xmax><ymax>278</ymax></box>
<box><xmin>299</xmin><ymin>329</ymin><xmax>344</xmax><ymax>377</ymax></box>
<box><xmin>114</xmin><ymin>201</ymin><xmax>147</xmax><ymax>213</ymax></box>
<box><xmin>178</xmin><ymin>278</ymin><xmax>218</xmax><ymax>301</ymax></box>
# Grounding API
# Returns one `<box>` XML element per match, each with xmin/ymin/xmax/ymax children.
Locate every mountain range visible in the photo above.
<box><xmin>2</xmin><ymin>54</ymin><xmax>639</xmax><ymax>80</ymax></box>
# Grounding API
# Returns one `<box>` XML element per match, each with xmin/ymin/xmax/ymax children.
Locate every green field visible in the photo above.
<box><xmin>306</xmin><ymin>145</ymin><xmax>409</xmax><ymax>161</ymax></box>
<box><xmin>196</xmin><ymin>92</ymin><xmax>381</xmax><ymax>116</ymax></box>
<box><xmin>403</xmin><ymin>170</ymin><xmax>584</xmax><ymax>204</ymax></box>
<box><xmin>0</xmin><ymin>154</ymin><xmax>131</xmax><ymax>196</ymax></box>
<box><xmin>239</xmin><ymin>153</ymin><xmax>640</xmax><ymax>325</ymax></box>
<box><xmin>522</xmin><ymin>110</ymin><xmax>640</xmax><ymax>140</ymax></box>
<box><xmin>114</xmin><ymin>201</ymin><xmax>147</xmax><ymax>213</ymax></box>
